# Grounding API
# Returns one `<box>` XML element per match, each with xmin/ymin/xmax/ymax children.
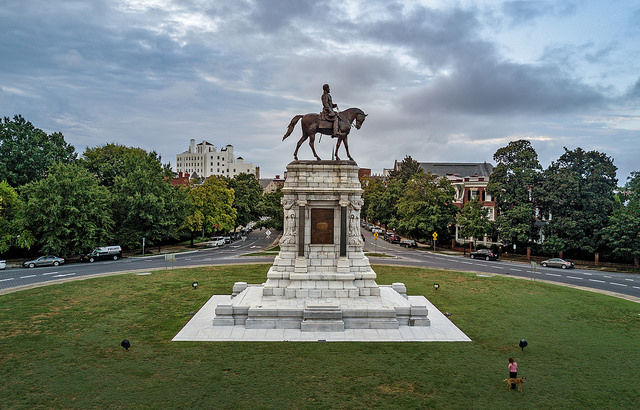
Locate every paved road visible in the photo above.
<box><xmin>362</xmin><ymin>228</ymin><xmax>640</xmax><ymax>301</ymax></box>
<box><xmin>2</xmin><ymin>228</ymin><xmax>639</xmax><ymax>302</ymax></box>
<box><xmin>0</xmin><ymin>231</ymin><xmax>276</xmax><ymax>294</ymax></box>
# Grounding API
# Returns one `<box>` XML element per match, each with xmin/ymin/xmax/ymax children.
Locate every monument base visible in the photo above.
<box><xmin>211</xmin><ymin>283</ymin><xmax>426</xmax><ymax>331</ymax></box>
<box><xmin>172</xmin><ymin>286</ymin><xmax>471</xmax><ymax>342</ymax></box>
<box><xmin>172</xmin><ymin>160</ymin><xmax>471</xmax><ymax>341</ymax></box>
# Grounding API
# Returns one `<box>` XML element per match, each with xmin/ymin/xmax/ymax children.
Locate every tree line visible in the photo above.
<box><xmin>362</xmin><ymin>140</ymin><xmax>640</xmax><ymax>265</ymax></box>
<box><xmin>0</xmin><ymin>115</ymin><xmax>282</xmax><ymax>258</ymax></box>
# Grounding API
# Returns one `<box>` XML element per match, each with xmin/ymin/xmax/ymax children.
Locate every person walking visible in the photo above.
<box><xmin>508</xmin><ymin>357</ymin><xmax>518</xmax><ymax>390</ymax></box>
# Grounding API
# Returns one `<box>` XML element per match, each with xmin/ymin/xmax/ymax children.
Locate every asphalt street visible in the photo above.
<box><xmin>0</xmin><ymin>231</ymin><xmax>276</xmax><ymax>294</ymax></box>
<box><xmin>2</xmin><ymin>228</ymin><xmax>639</xmax><ymax>302</ymax></box>
<box><xmin>361</xmin><ymin>228</ymin><xmax>640</xmax><ymax>302</ymax></box>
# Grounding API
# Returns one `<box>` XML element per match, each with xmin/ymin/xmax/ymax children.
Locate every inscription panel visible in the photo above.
<box><xmin>311</xmin><ymin>208</ymin><xmax>334</xmax><ymax>244</ymax></box>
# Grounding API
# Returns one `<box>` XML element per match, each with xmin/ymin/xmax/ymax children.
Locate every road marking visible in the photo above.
<box><xmin>625</xmin><ymin>279</ymin><xmax>634</xmax><ymax>282</ymax></box>
<box><xmin>589</xmin><ymin>279</ymin><xmax>605</xmax><ymax>283</ymax></box>
<box><xmin>582</xmin><ymin>272</ymin><xmax>592</xmax><ymax>275</ymax></box>
<box><xmin>52</xmin><ymin>273</ymin><xmax>76</xmax><ymax>278</ymax></box>
<box><xmin>634</xmin><ymin>286</ymin><xmax>640</xmax><ymax>290</ymax></box>
<box><xmin>460</xmin><ymin>261</ymin><xmax>473</xmax><ymax>264</ymax></box>
<box><xmin>509</xmin><ymin>268</ymin><xmax>521</xmax><ymax>271</ymax></box>
<box><xmin>567</xmin><ymin>276</ymin><xmax>583</xmax><ymax>280</ymax></box>
<box><xmin>545</xmin><ymin>273</ymin><xmax>561</xmax><ymax>277</ymax></box>
<box><xmin>0</xmin><ymin>278</ymin><xmax>14</xmax><ymax>282</ymax></box>
<box><xmin>610</xmin><ymin>282</ymin><xmax>627</xmax><ymax>287</ymax></box>
<box><xmin>20</xmin><ymin>275</ymin><xmax>37</xmax><ymax>279</ymax></box>
<box><xmin>604</xmin><ymin>275</ymin><xmax>612</xmax><ymax>278</ymax></box>
<box><xmin>493</xmin><ymin>266</ymin><xmax>505</xmax><ymax>269</ymax></box>
<box><xmin>41</xmin><ymin>272</ymin><xmax>59</xmax><ymax>275</ymax></box>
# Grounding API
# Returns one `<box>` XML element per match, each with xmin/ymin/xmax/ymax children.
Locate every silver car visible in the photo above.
<box><xmin>540</xmin><ymin>258</ymin><xmax>574</xmax><ymax>269</ymax></box>
<box><xmin>23</xmin><ymin>255</ymin><xmax>65</xmax><ymax>268</ymax></box>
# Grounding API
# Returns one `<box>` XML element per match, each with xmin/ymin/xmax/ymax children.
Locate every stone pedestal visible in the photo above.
<box><xmin>211</xmin><ymin>160</ymin><xmax>430</xmax><ymax>332</ymax></box>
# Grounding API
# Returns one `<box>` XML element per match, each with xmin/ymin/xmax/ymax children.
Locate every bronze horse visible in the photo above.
<box><xmin>282</xmin><ymin>107</ymin><xmax>367</xmax><ymax>161</ymax></box>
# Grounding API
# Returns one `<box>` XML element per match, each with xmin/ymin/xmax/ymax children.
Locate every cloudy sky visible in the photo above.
<box><xmin>2</xmin><ymin>0</ymin><xmax>639</xmax><ymax>182</ymax></box>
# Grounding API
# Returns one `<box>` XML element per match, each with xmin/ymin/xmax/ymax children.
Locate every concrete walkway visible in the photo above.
<box><xmin>172</xmin><ymin>294</ymin><xmax>471</xmax><ymax>342</ymax></box>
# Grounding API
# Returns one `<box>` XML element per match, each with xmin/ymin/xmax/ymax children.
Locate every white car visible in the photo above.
<box><xmin>0</xmin><ymin>260</ymin><xmax>6</xmax><ymax>270</ymax></box>
<box><xmin>210</xmin><ymin>237</ymin><xmax>226</xmax><ymax>246</ymax></box>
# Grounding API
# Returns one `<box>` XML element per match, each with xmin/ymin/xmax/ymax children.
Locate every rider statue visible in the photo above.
<box><xmin>321</xmin><ymin>84</ymin><xmax>344</xmax><ymax>137</ymax></box>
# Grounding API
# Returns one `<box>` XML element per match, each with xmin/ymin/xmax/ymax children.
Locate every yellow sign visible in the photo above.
<box><xmin>374</xmin><ymin>232</ymin><xmax>379</xmax><ymax>240</ymax></box>
<box><xmin>432</xmin><ymin>232</ymin><xmax>438</xmax><ymax>240</ymax></box>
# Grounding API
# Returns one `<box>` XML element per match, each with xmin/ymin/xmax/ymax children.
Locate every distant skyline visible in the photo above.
<box><xmin>2</xmin><ymin>1</ymin><xmax>639</xmax><ymax>183</ymax></box>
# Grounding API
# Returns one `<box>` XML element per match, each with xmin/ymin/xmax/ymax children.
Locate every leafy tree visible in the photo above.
<box><xmin>227</xmin><ymin>173</ymin><xmax>263</xmax><ymax>229</ymax></box>
<box><xmin>487</xmin><ymin>140</ymin><xmax>541</xmax><ymax>248</ymax></box>
<box><xmin>186</xmin><ymin>176</ymin><xmax>236</xmax><ymax>245</ymax></box>
<box><xmin>82</xmin><ymin>144</ymin><xmax>186</xmax><ymax>250</ymax></box>
<box><xmin>368</xmin><ymin>179</ymin><xmax>404</xmax><ymax>229</ymax></box>
<box><xmin>82</xmin><ymin>144</ymin><xmax>162</xmax><ymax>186</ymax></box>
<box><xmin>393</xmin><ymin>172</ymin><xmax>457</xmax><ymax>241</ymax></box>
<box><xmin>388</xmin><ymin>155</ymin><xmax>424</xmax><ymax>183</ymax></box>
<box><xmin>0</xmin><ymin>181</ymin><xmax>33</xmax><ymax>253</ymax></box>
<box><xmin>256</xmin><ymin>187</ymin><xmax>284</xmax><ymax>230</ymax></box>
<box><xmin>0</xmin><ymin>115</ymin><xmax>77</xmax><ymax>187</ymax></box>
<box><xmin>603</xmin><ymin>171</ymin><xmax>640</xmax><ymax>264</ymax></box>
<box><xmin>21</xmin><ymin>162</ymin><xmax>113</xmax><ymax>256</ymax></box>
<box><xmin>536</xmin><ymin>147</ymin><xmax>617</xmax><ymax>256</ymax></box>
<box><xmin>456</xmin><ymin>201</ymin><xmax>493</xmax><ymax>249</ymax></box>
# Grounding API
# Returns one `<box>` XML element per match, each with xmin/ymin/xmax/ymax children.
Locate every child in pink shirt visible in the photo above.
<box><xmin>508</xmin><ymin>357</ymin><xmax>518</xmax><ymax>390</ymax></box>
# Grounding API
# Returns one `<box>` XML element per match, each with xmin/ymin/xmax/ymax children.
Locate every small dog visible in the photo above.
<box><xmin>503</xmin><ymin>377</ymin><xmax>526</xmax><ymax>392</ymax></box>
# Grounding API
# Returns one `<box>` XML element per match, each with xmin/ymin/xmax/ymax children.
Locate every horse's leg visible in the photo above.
<box><xmin>309</xmin><ymin>133</ymin><xmax>321</xmax><ymax>160</ymax></box>
<box><xmin>343</xmin><ymin>136</ymin><xmax>353</xmax><ymax>161</ymax></box>
<box><xmin>293</xmin><ymin>136</ymin><xmax>307</xmax><ymax>160</ymax></box>
<box><xmin>334</xmin><ymin>137</ymin><xmax>342</xmax><ymax>161</ymax></box>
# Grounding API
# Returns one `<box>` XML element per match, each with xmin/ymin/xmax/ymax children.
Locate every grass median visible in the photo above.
<box><xmin>1</xmin><ymin>264</ymin><xmax>639</xmax><ymax>408</ymax></box>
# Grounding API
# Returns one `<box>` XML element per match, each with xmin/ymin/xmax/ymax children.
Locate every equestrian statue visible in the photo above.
<box><xmin>282</xmin><ymin>84</ymin><xmax>367</xmax><ymax>161</ymax></box>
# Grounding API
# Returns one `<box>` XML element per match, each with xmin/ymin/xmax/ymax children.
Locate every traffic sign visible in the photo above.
<box><xmin>432</xmin><ymin>232</ymin><xmax>438</xmax><ymax>240</ymax></box>
<box><xmin>374</xmin><ymin>232</ymin><xmax>379</xmax><ymax>240</ymax></box>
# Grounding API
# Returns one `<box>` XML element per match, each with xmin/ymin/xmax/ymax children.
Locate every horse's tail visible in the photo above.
<box><xmin>282</xmin><ymin>115</ymin><xmax>303</xmax><ymax>140</ymax></box>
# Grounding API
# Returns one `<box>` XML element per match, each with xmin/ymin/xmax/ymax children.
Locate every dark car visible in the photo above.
<box><xmin>470</xmin><ymin>249</ymin><xmax>498</xmax><ymax>261</ymax></box>
<box><xmin>388</xmin><ymin>234</ymin><xmax>401</xmax><ymax>244</ymax></box>
<box><xmin>399</xmin><ymin>239</ymin><xmax>417</xmax><ymax>248</ymax></box>
<box><xmin>23</xmin><ymin>255</ymin><xmax>65</xmax><ymax>268</ymax></box>
<box><xmin>81</xmin><ymin>246</ymin><xmax>122</xmax><ymax>263</ymax></box>
<box><xmin>541</xmin><ymin>258</ymin><xmax>574</xmax><ymax>269</ymax></box>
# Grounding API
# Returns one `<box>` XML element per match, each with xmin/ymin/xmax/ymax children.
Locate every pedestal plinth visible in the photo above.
<box><xmin>207</xmin><ymin>160</ymin><xmax>430</xmax><ymax>332</ymax></box>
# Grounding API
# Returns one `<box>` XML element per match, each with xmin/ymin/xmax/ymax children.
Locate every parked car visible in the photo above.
<box><xmin>81</xmin><ymin>246</ymin><xmax>122</xmax><ymax>263</ymax></box>
<box><xmin>541</xmin><ymin>258</ymin><xmax>574</xmax><ymax>269</ymax></box>
<box><xmin>470</xmin><ymin>249</ymin><xmax>498</xmax><ymax>261</ymax></box>
<box><xmin>389</xmin><ymin>234</ymin><xmax>401</xmax><ymax>244</ymax></box>
<box><xmin>23</xmin><ymin>255</ymin><xmax>65</xmax><ymax>268</ymax></box>
<box><xmin>223</xmin><ymin>236</ymin><xmax>232</xmax><ymax>244</ymax></box>
<box><xmin>371</xmin><ymin>227</ymin><xmax>384</xmax><ymax>235</ymax></box>
<box><xmin>0</xmin><ymin>260</ymin><xmax>6</xmax><ymax>269</ymax></box>
<box><xmin>399</xmin><ymin>239</ymin><xmax>417</xmax><ymax>248</ymax></box>
<box><xmin>210</xmin><ymin>237</ymin><xmax>226</xmax><ymax>246</ymax></box>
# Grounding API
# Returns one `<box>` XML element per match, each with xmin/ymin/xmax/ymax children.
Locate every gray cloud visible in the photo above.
<box><xmin>0</xmin><ymin>0</ymin><xmax>638</xmax><ymax>183</ymax></box>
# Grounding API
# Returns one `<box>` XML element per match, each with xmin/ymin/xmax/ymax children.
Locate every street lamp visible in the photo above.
<box><xmin>433</xmin><ymin>283</ymin><xmax>440</xmax><ymax>291</ymax></box>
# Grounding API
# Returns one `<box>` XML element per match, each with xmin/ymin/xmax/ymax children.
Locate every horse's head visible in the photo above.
<box><xmin>354</xmin><ymin>111</ymin><xmax>367</xmax><ymax>130</ymax></box>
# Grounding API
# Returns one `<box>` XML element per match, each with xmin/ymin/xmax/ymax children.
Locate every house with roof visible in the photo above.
<box><xmin>392</xmin><ymin>160</ymin><xmax>497</xmax><ymax>245</ymax></box>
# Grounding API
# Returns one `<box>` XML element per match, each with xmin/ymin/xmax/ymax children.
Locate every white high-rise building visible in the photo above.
<box><xmin>175</xmin><ymin>139</ymin><xmax>259</xmax><ymax>179</ymax></box>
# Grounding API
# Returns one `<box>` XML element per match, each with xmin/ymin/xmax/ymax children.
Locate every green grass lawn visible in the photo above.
<box><xmin>1</xmin><ymin>264</ymin><xmax>639</xmax><ymax>409</ymax></box>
